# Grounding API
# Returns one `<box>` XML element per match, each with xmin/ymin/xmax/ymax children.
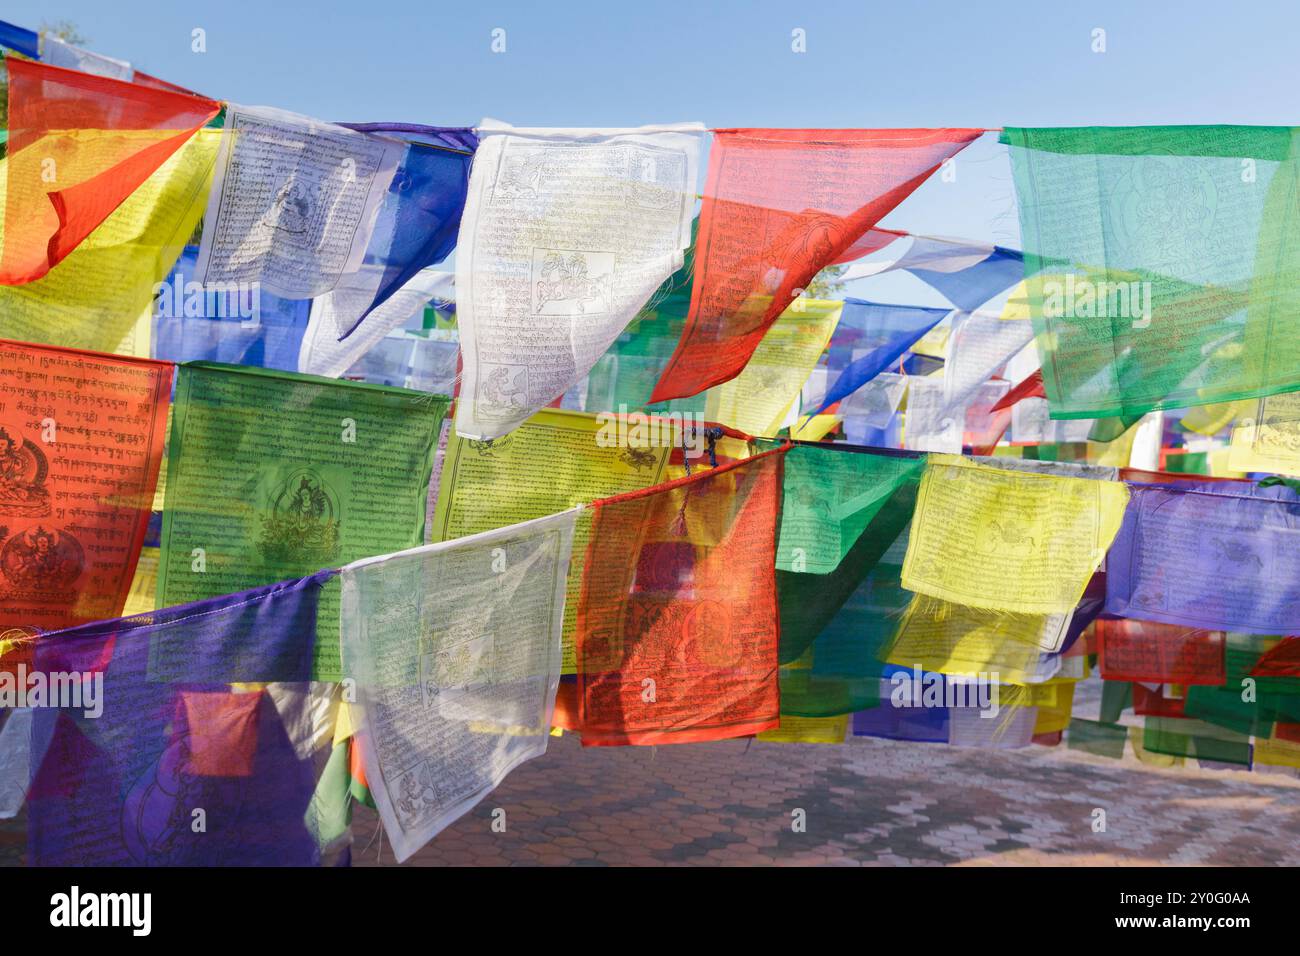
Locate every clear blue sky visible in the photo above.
<box><xmin>8</xmin><ymin>0</ymin><xmax>1298</xmax><ymax>302</ymax></box>
<box><xmin>11</xmin><ymin>0</ymin><xmax>1298</xmax><ymax>128</ymax></box>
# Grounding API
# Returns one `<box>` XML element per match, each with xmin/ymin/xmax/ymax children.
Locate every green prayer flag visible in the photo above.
<box><xmin>1003</xmin><ymin>125</ymin><xmax>1300</xmax><ymax>419</ymax></box>
<box><xmin>156</xmin><ymin>362</ymin><xmax>448</xmax><ymax>679</ymax></box>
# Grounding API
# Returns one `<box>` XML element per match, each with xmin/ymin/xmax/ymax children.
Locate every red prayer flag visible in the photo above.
<box><xmin>0</xmin><ymin>340</ymin><xmax>173</xmax><ymax>634</ymax></box>
<box><xmin>0</xmin><ymin>59</ymin><xmax>219</xmax><ymax>284</ymax></box>
<box><xmin>574</xmin><ymin>445</ymin><xmax>788</xmax><ymax>746</ymax></box>
<box><xmin>1096</xmin><ymin>617</ymin><xmax>1226</xmax><ymax>686</ymax></box>
<box><xmin>1250</xmin><ymin>637</ymin><xmax>1300</xmax><ymax>678</ymax></box>
<box><xmin>649</xmin><ymin>128</ymin><xmax>982</xmax><ymax>402</ymax></box>
<box><xmin>990</xmin><ymin>369</ymin><xmax>1045</xmax><ymax>412</ymax></box>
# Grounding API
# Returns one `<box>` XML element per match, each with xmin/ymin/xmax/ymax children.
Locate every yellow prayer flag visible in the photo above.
<box><xmin>900</xmin><ymin>454</ymin><xmax>1129</xmax><ymax>616</ymax></box>
<box><xmin>705</xmin><ymin>298</ymin><xmax>843</xmax><ymax>438</ymax></box>
<box><xmin>0</xmin><ymin>128</ymin><xmax>217</xmax><ymax>354</ymax></box>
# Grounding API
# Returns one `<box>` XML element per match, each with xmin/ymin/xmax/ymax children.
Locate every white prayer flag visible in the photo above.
<box><xmin>339</xmin><ymin>508</ymin><xmax>579</xmax><ymax>862</ymax></box>
<box><xmin>454</xmin><ymin>119</ymin><xmax>703</xmax><ymax>439</ymax></box>
<box><xmin>195</xmin><ymin>105</ymin><xmax>402</xmax><ymax>299</ymax></box>
<box><xmin>299</xmin><ymin>269</ymin><xmax>454</xmax><ymax>379</ymax></box>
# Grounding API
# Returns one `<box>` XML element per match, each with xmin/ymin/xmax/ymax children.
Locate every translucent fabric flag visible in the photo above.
<box><xmin>776</xmin><ymin>443</ymin><xmax>925</xmax><ymax>574</ymax></box>
<box><xmin>650</xmin><ymin>128</ymin><xmax>982</xmax><ymax>402</ymax></box>
<box><xmin>942</xmin><ymin>308</ymin><xmax>1034</xmax><ymax>413</ymax></box>
<box><xmin>40</xmin><ymin>35</ymin><xmax>133</xmax><ymax>81</ymax></box>
<box><xmin>0</xmin><ymin>127</ymin><xmax>219</xmax><ymax>353</ymax></box>
<box><xmin>811</xmin><ymin>299</ymin><xmax>952</xmax><ymax>416</ymax></box>
<box><xmin>1228</xmin><ymin>391</ymin><xmax>1300</xmax><ymax>477</ymax></box>
<box><xmin>885</xmin><ymin>595</ymin><xmax>1066</xmax><ymax>684</ymax></box>
<box><xmin>0</xmin><ymin>19</ymin><xmax>40</xmax><ymax>58</ymax></box>
<box><xmin>0</xmin><ymin>706</ymin><xmax>33</xmax><ymax>818</ymax></box>
<box><xmin>328</xmin><ymin>123</ymin><xmax>473</xmax><ymax>335</ymax></box>
<box><xmin>0</xmin><ymin>340</ymin><xmax>171</xmax><ymax>635</ymax></box>
<box><xmin>777</xmin><ymin>479</ymin><xmax>920</xmax><ymax>716</ymax></box>
<box><xmin>339</xmin><ymin>509</ymin><xmax>578</xmax><ymax>862</ymax></box>
<box><xmin>1095</xmin><ymin>617</ymin><xmax>1226</xmax><ymax>685</ymax></box>
<box><xmin>156</xmin><ymin>363</ymin><xmax>449</xmax><ymax>679</ymax></box>
<box><xmin>194</xmin><ymin>105</ymin><xmax>404</xmax><ymax>299</ymax></box>
<box><xmin>151</xmin><ymin>245</ymin><xmax>311</xmax><ymax>371</ymax></box>
<box><xmin>1105</xmin><ymin>479</ymin><xmax>1300</xmax><ymax>634</ymax></box>
<box><xmin>836</xmin><ymin>373</ymin><xmax>908</xmax><ymax>443</ymax></box>
<box><xmin>990</xmin><ymin>369</ymin><xmax>1045</xmax><ymax>411</ymax></box>
<box><xmin>1066</xmin><ymin>717</ymin><xmax>1128</xmax><ymax>760</ymax></box>
<box><xmin>704</xmin><ymin>298</ymin><xmax>842</xmax><ymax>437</ymax></box>
<box><xmin>26</xmin><ymin>571</ymin><xmax>340</xmax><ymax>866</ymax></box>
<box><xmin>431</xmin><ymin>408</ymin><xmax>675</xmax><ymax>671</ymax></box>
<box><xmin>1142</xmin><ymin>716</ymin><xmax>1252</xmax><ymax>767</ymax></box>
<box><xmin>842</xmin><ymin>235</ymin><xmax>1027</xmax><ymax>312</ymax></box>
<box><xmin>756</xmin><ymin>714</ymin><xmax>848</xmax><ymax>744</ymax></box>
<box><xmin>299</xmin><ymin>269</ymin><xmax>453</xmax><ymax>378</ymax></box>
<box><xmin>574</xmin><ymin>445</ymin><xmax>787</xmax><ymax>745</ymax></box>
<box><xmin>1003</xmin><ymin>126</ymin><xmax>1300</xmax><ymax>418</ymax></box>
<box><xmin>0</xmin><ymin>59</ymin><xmax>219</xmax><ymax>284</ymax></box>
<box><xmin>901</xmin><ymin>454</ymin><xmax>1129</xmax><ymax>616</ymax></box>
<box><xmin>454</xmin><ymin>120</ymin><xmax>702</xmax><ymax>439</ymax></box>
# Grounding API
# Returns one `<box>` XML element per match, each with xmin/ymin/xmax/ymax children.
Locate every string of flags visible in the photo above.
<box><xmin>2</xmin><ymin>19</ymin><xmax>1300</xmax><ymax>866</ymax></box>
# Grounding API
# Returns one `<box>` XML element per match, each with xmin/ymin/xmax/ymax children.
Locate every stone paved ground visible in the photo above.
<box><xmin>6</xmin><ymin>731</ymin><xmax>1300</xmax><ymax>867</ymax></box>
<box><xmin>350</xmin><ymin>732</ymin><xmax>1300</xmax><ymax>867</ymax></box>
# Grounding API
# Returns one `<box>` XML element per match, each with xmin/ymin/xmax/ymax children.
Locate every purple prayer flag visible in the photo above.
<box><xmin>1106</xmin><ymin>480</ymin><xmax>1300</xmax><ymax>634</ymax></box>
<box><xmin>26</xmin><ymin>571</ymin><xmax>336</xmax><ymax>866</ymax></box>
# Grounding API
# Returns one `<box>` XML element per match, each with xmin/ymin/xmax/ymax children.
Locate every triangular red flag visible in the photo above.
<box><xmin>0</xmin><ymin>59</ymin><xmax>219</xmax><ymax>284</ymax></box>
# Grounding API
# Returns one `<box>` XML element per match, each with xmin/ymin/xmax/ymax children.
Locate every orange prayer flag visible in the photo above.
<box><xmin>0</xmin><ymin>340</ymin><xmax>173</xmax><ymax>634</ymax></box>
<box><xmin>575</xmin><ymin>444</ymin><xmax>788</xmax><ymax>746</ymax></box>
<box><xmin>0</xmin><ymin>59</ymin><xmax>219</xmax><ymax>284</ymax></box>
<box><xmin>650</xmin><ymin>128</ymin><xmax>982</xmax><ymax>402</ymax></box>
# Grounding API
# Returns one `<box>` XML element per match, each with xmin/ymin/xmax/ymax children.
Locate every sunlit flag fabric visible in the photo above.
<box><xmin>0</xmin><ymin>127</ymin><xmax>219</xmax><ymax>353</ymax></box>
<box><xmin>0</xmin><ymin>340</ymin><xmax>172</xmax><ymax>635</ymax></box>
<box><xmin>574</xmin><ymin>445</ymin><xmax>788</xmax><ymax>745</ymax></box>
<box><xmin>326</xmin><ymin>123</ymin><xmax>473</xmax><ymax>337</ymax></box>
<box><xmin>811</xmin><ymin>299</ymin><xmax>952</xmax><ymax>416</ymax></box>
<box><xmin>650</xmin><ymin>128</ymin><xmax>982</xmax><ymax>403</ymax></box>
<box><xmin>0</xmin><ymin>20</ymin><xmax>39</xmax><ymax>57</ymax></box>
<box><xmin>193</xmin><ymin>105</ymin><xmax>404</xmax><ymax>300</ymax></box>
<box><xmin>776</xmin><ymin>443</ymin><xmax>925</xmax><ymax>574</ymax></box>
<box><xmin>151</xmin><ymin>245</ymin><xmax>311</xmax><ymax>371</ymax></box>
<box><xmin>0</xmin><ymin>59</ymin><xmax>219</xmax><ymax>285</ymax></box>
<box><xmin>155</xmin><ymin>363</ymin><xmax>449</xmax><ymax>679</ymax></box>
<box><xmin>901</xmin><ymin>454</ymin><xmax>1129</xmax><ymax>619</ymax></box>
<box><xmin>1003</xmin><ymin>125</ymin><xmax>1300</xmax><ymax>419</ymax></box>
<box><xmin>1106</xmin><ymin>478</ymin><xmax>1300</xmax><ymax>634</ymax></box>
<box><xmin>454</xmin><ymin>120</ymin><xmax>703</xmax><ymax>440</ymax></box>
<box><xmin>340</xmin><ymin>509</ymin><xmax>578</xmax><ymax>863</ymax></box>
<box><xmin>777</xmin><ymin>457</ymin><xmax>922</xmax><ymax>716</ymax></box>
<box><xmin>299</xmin><ymin>268</ymin><xmax>453</xmax><ymax>378</ymax></box>
<box><xmin>842</xmin><ymin>234</ymin><xmax>1028</xmax><ymax>313</ymax></box>
<box><xmin>25</xmin><ymin>571</ymin><xmax>339</xmax><ymax>866</ymax></box>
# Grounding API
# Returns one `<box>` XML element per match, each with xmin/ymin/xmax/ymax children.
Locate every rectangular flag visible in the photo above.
<box><xmin>156</xmin><ymin>363</ymin><xmax>448</xmax><ymax>679</ymax></box>
<box><xmin>1003</xmin><ymin>125</ymin><xmax>1300</xmax><ymax>418</ymax></box>
<box><xmin>0</xmin><ymin>59</ymin><xmax>218</xmax><ymax>284</ymax></box>
<box><xmin>0</xmin><ymin>129</ymin><xmax>219</xmax><ymax>354</ymax></box>
<box><xmin>454</xmin><ymin>120</ymin><xmax>703</xmax><ymax>439</ymax></box>
<box><xmin>26</xmin><ymin>572</ymin><xmax>337</xmax><ymax>866</ymax></box>
<box><xmin>340</xmin><ymin>509</ymin><xmax>578</xmax><ymax>863</ymax></box>
<box><xmin>901</xmin><ymin>454</ymin><xmax>1129</xmax><ymax>616</ymax></box>
<box><xmin>1106</xmin><ymin>480</ymin><xmax>1300</xmax><ymax>634</ymax></box>
<box><xmin>574</xmin><ymin>445</ymin><xmax>787</xmax><ymax>745</ymax></box>
<box><xmin>194</xmin><ymin>105</ymin><xmax>404</xmax><ymax>299</ymax></box>
<box><xmin>0</xmin><ymin>340</ymin><xmax>171</xmax><ymax>635</ymax></box>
